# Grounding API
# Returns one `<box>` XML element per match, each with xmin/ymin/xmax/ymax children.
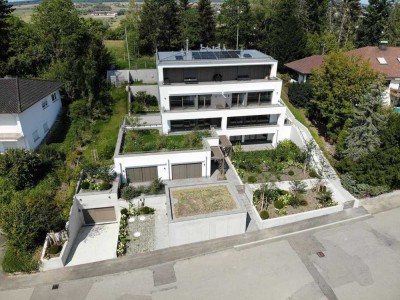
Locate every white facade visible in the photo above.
<box><xmin>0</xmin><ymin>90</ymin><xmax>62</xmax><ymax>153</ymax></box>
<box><xmin>156</xmin><ymin>49</ymin><xmax>291</xmax><ymax>146</ymax></box>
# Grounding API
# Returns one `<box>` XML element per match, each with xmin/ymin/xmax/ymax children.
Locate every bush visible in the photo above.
<box><xmin>259</xmin><ymin>210</ymin><xmax>269</xmax><ymax>220</ymax></box>
<box><xmin>288</xmin><ymin>82</ymin><xmax>313</xmax><ymax>108</ymax></box>
<box><xmin>247</xmin><ymin>175</ymin><xmax>257</xmax><ymax>183</ymax></box>
<box><xmin>121</xmin><ymin>186</ymin><xmax>136</xmax><ymax>200</ymax></box>
<box><xmin>308</xmin><ymin>168</ymin><xmax>319</xmax><ymax>178</ymax></box>
<box><xmin>99</xmin><ymin>182</ymin><xmax>111</xmax><ymax>191</ymax></box>
<box><xmin>81</xmin><ymin>180</ymin><xmax>90</xmax><ymax>190</ymax></box>
<box><xmin>288</xmin><ymin>170</ymin><xmax>295</xmax><ymax>176</ymax></box>
<box><xmin>288</xmin><ymin>194</ymin><xmax>302</xmax><ymax>207</ymax></box>
<box><xmin>139</xmin><ymin>206</ymin><xmax>155</xmax><ymax>215</ymax></box>
<box><xmin>47</xmin><ymin>244</ymin><xmax>62</xmax><ymax>255</ymax></box>
<box><xmin>98</xmin><ymin>143</ymin><xmax>115</xmax><ymax>160</ymax></box>
<box><xmin>290</xmin><ymin>180</ymin><xmax>307</xmax><ymax>195</ymax></box>
<box><xmin>274</xmin><ymin>199</ymin><xmax>285</xmax><ymax>209</ymax></box>
<box><xmin>149</xmin><ymin>178</ymin><xmax>165</xmax><ymax>194</ymax></box>
<box><xmin>317</xmin><ymin>190</ymin><xmax>333</xmax><ymax>204</ymax></box>
<box><xmin>120</xmin><ymin>208</ymin><xmax>128</xmax><ymax>215</ymax></box>
<box><xmin>2</xmin><ymin>246</ymin><xmax>39</xmax><ymax>273</ymax></box>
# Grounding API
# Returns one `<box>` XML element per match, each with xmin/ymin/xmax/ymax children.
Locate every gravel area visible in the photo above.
<box><xmin>126</xmin><ymin>214</ymin><xmax>155</xmax><ymax>255</ymax></box>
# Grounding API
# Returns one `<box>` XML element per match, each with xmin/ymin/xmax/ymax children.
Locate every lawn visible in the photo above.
<box><xmin>122</xmin><ymin>130</ymin><xmax>209</xmax><ymax>153</ymax></box>
<box><xmin>82</xmin><ymin>86</ymin><xmax>128</xmax><ymax>161</ymax></box>
<box><xmin>104</xmin><ymin>40</ymin><xmax>156</xmax><ymax>70</ymax></box>
<box><xmin>172</xmin><ymin>185</ymin><xmax>237</xmax><ymax>218</ymax></box>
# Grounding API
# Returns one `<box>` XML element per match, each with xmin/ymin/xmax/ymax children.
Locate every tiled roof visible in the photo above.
<box><xmin>284</xmin><ymin>55</ymin><xmax>323</xmax><ymax>75</ymax></box>
<box><xmin>0</xmin><ymin>78</ymin><xmax>62</xmax><ymax>114</ymax></box>
<box><xmin>347</xmin><ymin>47</ymin><xmax>400</xmax><ymax>78</ymax></box>
<box><xmin>285</xmin><ymin>47</ymin><xmax>400</xmax><ymax>78</ymax></box>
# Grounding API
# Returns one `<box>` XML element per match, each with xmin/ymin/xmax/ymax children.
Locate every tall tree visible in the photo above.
<box><xmin>178</xmin><ymin>4</ymin><xmax>200</xmax><ymax>49</ymax></box>
<box><xmin>387</xmin><ymin>2</ymin><xmax>400</xmax><ymax>46</ymax></box>
<box><xmin>197</xmin><ymin>0</ymin><xmax>216</xmax><ymax>46</ymax></box>
<box><xmin>357</xmin><ymin>0</ymin><xmax>394</xmax><ymax>46</ymax></box>
<box><xmin>267</xmin><ymin>0</ymin><xmax>307</xmax><ymax>66</ymax></box>
<box><xmin>308</xmin><ymin>52</ymin><xmax>384</xmax><ymax>142</ymax></box>
<box><xmin>343</xmin><ymin>88</ymin><xmax>387</xmax><ymax>160</ymax></box>
<box><xmin>0</xmin><ymin>0</ymin><xmax>14</xmax><ymax>76</ymax></box>
<box><xmin>217</xmin><ymin>0</ymin><xmax>254</xmax><ymax>49</ymax></box>
<box><xmin>303</xmin><ymin>0</ymin><xmax>329</xmax><ymax>34</ymax></box>
<box><xmin>122</xmin><ymin>0</ymin><xmax>140</xmax><ymax>60</ymax></box>
<box><xmin>139</xmin><ymin>0</ymin><xmax>179</xmax><ymax>54</ymax></box>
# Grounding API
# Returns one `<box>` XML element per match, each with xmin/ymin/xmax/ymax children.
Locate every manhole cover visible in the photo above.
<box><xmin>316</xmin><ymin>251</ymin><xmax>325</xmax><ymax>258</ymax></box>
<box><xmin>134</xmin><ymin>232</ymin><xmax>141</xmax><ymax>238</ymax></box>
<box><xmin>139</xmin><ymin>216</ymin><xmax>146</xmax><ymax>221</ymax></box>
<box><xmin>128</xmin><ymin>217</ymin><xmax>135</xmax><ymax>223</ymax></box>
<box><xmin>52</xmin><ymin>284</ymin><xmax>59</xmax><ymax>290</ymax></box>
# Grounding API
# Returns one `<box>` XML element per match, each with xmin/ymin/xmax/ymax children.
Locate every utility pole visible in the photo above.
<box><xmin>125</xmin><ymin>27</ymin><xmax>131</xmax><ymax>70</ymax></box>
<box><xmin>236</xmin><ymin>6</ymin><xmax>239</xmax><ymax>50</ymax></box>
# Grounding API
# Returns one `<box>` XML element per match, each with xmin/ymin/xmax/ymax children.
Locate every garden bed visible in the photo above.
<box><xmin>122</xmin><ymin>129</ymin><xmax>210</xmax><ymax>153</ymax></box>
<box><xmin>231</xmin><ymin>140</ymin><xmax>318</xmax><ymax>183</ymax></box>
<box><xmin>171</xmin><ymin>185</ymin><xmax>237</xmax><ymax>218</ymax></box>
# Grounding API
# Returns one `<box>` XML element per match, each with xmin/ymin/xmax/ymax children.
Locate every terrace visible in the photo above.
<box><xmin>119</xmin><ymin>129</ymin><xmax>210</xmax><ymax>154</ymax></box>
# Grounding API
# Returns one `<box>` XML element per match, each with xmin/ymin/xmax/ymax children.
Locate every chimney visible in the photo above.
<box><xmin>379</xmin><ymin>41</ymin><xmax>388</xmax><ymax>51</ymax></box>
<box><xmin>185</xmin><ymin>38</ymin><xmax>189</xmax><ymax>54</ymax></box>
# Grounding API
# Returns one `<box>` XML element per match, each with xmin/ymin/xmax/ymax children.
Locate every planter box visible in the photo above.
<box><xmin>251</xmin><ymin>203</ymin><xmax>343</xmax><ymax>229</ymax></box>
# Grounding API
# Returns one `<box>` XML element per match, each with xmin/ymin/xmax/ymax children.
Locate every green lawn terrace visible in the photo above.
<box><xmin>121</xmin><ymin>129</ymin><xmax>211</xmax><ymax>154</ymax></box>
<box><xmin>231</xmin><ymin>140</ymin><xmax>319</xmax><ymax>183</ymax></box>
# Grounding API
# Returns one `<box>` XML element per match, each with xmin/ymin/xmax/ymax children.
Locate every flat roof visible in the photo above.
<box><xmin>157</xmin><ymin>49</ymin><xmax>277</xmax><ymax>64</ymax></box>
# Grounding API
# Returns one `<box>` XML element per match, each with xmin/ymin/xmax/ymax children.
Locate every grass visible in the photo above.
<box><xmin>122</xmin><ymin>130</ymin><xmax>209</xmax><ymax>153</ymax></box>
<box><xmin>2</xmin><ymin>245</ymin><xmax>41</xmax><ymax>273</ymax></box>
<box><xmin>104</xmin><ymin>40</ymin><xmax>156</xmax><ymax>70</ymax></box>
<box><xmin>172</xmin><ymin>185</ymin><xmax>237</xmax><ymax>218</ymax></box>
<box><xmin>281</xmin><ymin>84</ymin><xmax>338</xmax><ymax>172</ymax></box>
<box><xmin>82</xmin><ymin>86</ymin><xmax>128</xmax><ymax>161</ymax></box>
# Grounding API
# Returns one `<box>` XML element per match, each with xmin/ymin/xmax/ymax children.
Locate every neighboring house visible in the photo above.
<box><xmin>284</xmin><ymin>42</ymin><xmax>400</xmax><ymax>106</ymax></box>
<box><xmin>0</xmin><ymin>78</ymin><xmax>63</xmax><ymax>153</ymax></box>
<box><xmin>114</xmin><ymin>48</ymin><xmax>301</xmax><ymax>183</ymax></box>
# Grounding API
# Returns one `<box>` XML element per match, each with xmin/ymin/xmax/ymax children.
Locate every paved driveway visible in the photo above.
<box><xmin>66</xmin><ymin>224</ymin><xmax>119</xmax><ymax>267</ymax></box>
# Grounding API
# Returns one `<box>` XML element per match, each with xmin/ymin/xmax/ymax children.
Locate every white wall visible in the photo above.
<box><xmin>114</xmin><ymin>149</ymin><xmax>211</xmax><ymax>182</ymax></box>
<box><xmin>386</xmin><ymin>79</ymin><xmax>400</xmax><ymax>105</ymax></box>
<box><xmin>130</xmin><ymin>69</ymin><xmax>158</xmax><ymax>84</ymax></box>
<box><xmin>18</xmin><ymin>90</ymin><xmax>62</xmax><ymax>150</ymax></box>
<box><xmin>169</xmin><ymin>211</ymin><xmax>247</xmax><ymax>246</ymax></box>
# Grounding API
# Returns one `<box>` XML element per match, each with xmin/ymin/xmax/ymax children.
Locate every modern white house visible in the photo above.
<box><xmin>285</xmin><ymin>42</ymin><xmax>400</xmax><ymax>106</ymax></box>
<box><xmin>0</xmin><ymin>77</ymin><xmax>63</xmax><ymax>153</ymax></box>
<box><xmin>114</xmin><ymin>48</ymin><xmax>298</xmax><ymax>183</ymax></box>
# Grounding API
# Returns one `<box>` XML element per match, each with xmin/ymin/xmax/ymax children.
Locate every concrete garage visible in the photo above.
<box><xmin>126</xmin><ymin>166</ymin><xmax>158</xmax><ymax>183</ymax></box>
<box><xmin>172</xmin><ymin>163</ymin><xmax>202</xmax><ymax>180</ymax></box>
<box><xmin>83</xmin><ymin>207</ymin><xmax>116</xmax><ymax>225</ymax></box>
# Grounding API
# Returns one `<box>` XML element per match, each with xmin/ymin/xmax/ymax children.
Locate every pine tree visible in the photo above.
<box><xmin>139</xmin><ymin>0</ymin><xmax>179</xmax><ymax>54</ymax></box>
<box><xmin>387</xmin><ymin>2</ymin><xmax>400</xmax><ymax>46</ymax></box>
<box><xmin>304</xmin><ymin>0</ymin><xmax>329</xmax><ymax>34</ymax></box>
<box><xmin>0</xmin><ymin>0</ymin><xmax>14</xmax><ymax>76</ymax></box>
<box><xmin>178</xmin><ymin>3</ymin><xmax>200</xmax><ymax>49</ymax></box>
<box><xmin>217</xmin><ymin>0</ymin><xmax>254</xmax><ymax>49</ymax></box>
<box><xmin>357</xmin><ymin>0</ymin><xmax>394</xmax><ymax>46</ymax></box>
<box><xmin>197</xmin><ymin>0</ymin><xmax>216</xmax><ymax>46</ymax></box>
<box><xmin>343</xmin><ymin>87</ymin><xmax>388</xmax><ymax>160</ymax></box>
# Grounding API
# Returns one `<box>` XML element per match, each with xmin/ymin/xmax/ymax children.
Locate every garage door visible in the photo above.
<box><xmin>172</xmin><ymin>163</ymin><xmax>202</xmax><ymax>180</ymax></box>
<box><xmin>83</xmin><ymin>207</ymin><xmax>116</xmax><ymax>225</ymax></box>
<box><xmin>126</xmin><ymin>166</ymin><xmax>158</xmax><ymax>183</ymax></box>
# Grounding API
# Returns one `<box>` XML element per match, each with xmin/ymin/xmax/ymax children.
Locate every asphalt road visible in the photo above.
<box><xmin>1</xmin><ymin>198</ymin><xmax>400</xmax><ymax>300</ymax></box>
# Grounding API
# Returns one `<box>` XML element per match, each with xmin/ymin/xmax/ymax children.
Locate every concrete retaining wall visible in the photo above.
<box><xmin>107</xmin><ymin>69</ymin><xmax>158</xmax><ymax>84</ymax></box>
<box><xmin>169</xmin><ymin>211</ymin><xmax>247</xmax><ymax>247</ymax></box>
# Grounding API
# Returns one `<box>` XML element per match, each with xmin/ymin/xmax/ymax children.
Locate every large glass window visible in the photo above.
<box><xmin>259</xmin><ymin>92</ymin><xmax>272</xmax><ymax>104</ymax></box>
<box><xmin>198</xmin><ymin>94</ymin><xmax>212</xmax><ymax>108</ymax></box>
<box><xmin>232</xmin><ymin>93</ymin><xmax>245</xmax><ymax>107</ymax></box>
<box><xmin>247</xmin><ymin>91</ymin><xmax>272</xmax><ymax>106</ymax></box>
<box><xmin>227</xmin><ymin>115</ymin><xmax>271</xmax><ymax>128</ymax></box>
<box><xmin>182</xmin><ymin>96</ymin><xmax>195</xmax><ymax>108</ymax></box>
<box><xmin>170</xmin><ymin>118</ymin><xmax>222</xmax><ymax>131</ymax></box>
<box><xmin>170</xmin><ymin>96</ymin><xmax>183</xmax><ymax>110</ymax></box>
<box><xmin>247</xmin><ymin>92</ymin><xmax>259</xmax><ymax>106</ymax></box>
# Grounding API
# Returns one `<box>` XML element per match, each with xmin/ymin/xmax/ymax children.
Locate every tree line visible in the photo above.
<box><xmin>108</xmin><ymin>0</ymin><xmax>400</xmax><ymax>67</ymax></box>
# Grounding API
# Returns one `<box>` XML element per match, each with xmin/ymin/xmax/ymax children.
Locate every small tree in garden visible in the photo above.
<box><xmin>317</xmin><ymin>189</ymin><xmax>333</xmax><ymax>205</ymax></box>
<box><xmin>256</xmin><ymin>183</ymin><xmax>277</xmax><ymax>212</ymax></box>
<box><xmin>289</xmin><ymin>180</ymin><xmax>307</xmax><ymax>206</ymax></box>
<box><xmin>303</xmin><ymin>140</ymin><xmax>316</xmax><ymax>174</ymax></box>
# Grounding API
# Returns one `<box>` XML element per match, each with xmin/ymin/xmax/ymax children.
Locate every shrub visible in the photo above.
<box><xmin>140</xmin><ymin>206</ymin><xmax>155</xmax><ymax>215</ymax></box>
<box><xmin>81</xmin><ymin>180</ymin><xmax>90</xmax><ymax>190</ymax></box>
<box><xmin>2</xmin><ymin>246</ymin><xmax>39</xmax><ymax>273</ymax></box>
<box><xmin>121</xmin><ymin>186</ymin><xmax>136</xmax><ymax>200</ymax></box>
<box><xmin>120</xmin><ymin>208</ymin><xmax>128</xmax><ymax>215</ymax></box>
<box><xmin>308</xmin><ymin>168</ymin><xmax>319</xmax><ymax>178</ymax></box>
<box><xmin>247</xmin><ymin>175</ymin><xmax>257</xmax><ymax>183</ymax></box>
<box><xmin>149</xmin><ymin>178</ymin><xmax>165</xmax><ymax>194</ymax></box>
<box><xmin>288</xmin><ymin>82</ymin><xmax>313</xmax><ymax>108</ymax></box>
<box><xmin>274</xmin><ymin>199</ymin><xmax>285</xmax><ymax>209</ymax></box>
<box><xmin>290</xmin><ymin>180</ymin><xmax>307</xmax><ymax>195</ymax></box>
<box><xmin>288</xmin><ymin>194</ymin><xmax>302</xmax><ymax>207</ymax></box>
<box><xmin>98</xmin><ymin>144</ymin><xmax>115</xmax><ymax>160</ymax></box>
<box><xmin>99</xmin><ymin>182</ymin><xmax>111</xmax><ymax>191</ymax></box>
<box><xmin>317</xmin><ymin>190</ymin><xmax>333</xmax><ymax>204</ymax></box>
<box><xmin>288</xmin><ymin>170</ymin><xmax>295</xmax><ymax>176</ymax></box>
<box><xmin>259</xmin><ymin>210</ymin><xmax>269</xmax><ymax>220</ymax></box>
<box><xmin>47</xmin><ymin>244</ymin><xmax>62</xmax><ymax>255</ymax></box>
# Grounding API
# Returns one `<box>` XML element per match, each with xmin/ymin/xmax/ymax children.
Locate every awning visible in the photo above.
<box><xmin>0</xmin><ymin>133</ymin><xmax>23</xmax><ymax>141</ymax></box>
<box><xmin>211</xmin><ymin>146</ymin><xmax>224</xmax><ymax>160</ymax></box>
<box><xmin>219</xmin><ymin>135</ymin><xmax>232</xmax><ymax>148</ymax></box>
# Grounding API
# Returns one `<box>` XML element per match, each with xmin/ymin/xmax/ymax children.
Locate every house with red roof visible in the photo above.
<box><xmin>285</xmin><ymin>42</ymin><xmax>400</xmax><ymax>106</ymax></box>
